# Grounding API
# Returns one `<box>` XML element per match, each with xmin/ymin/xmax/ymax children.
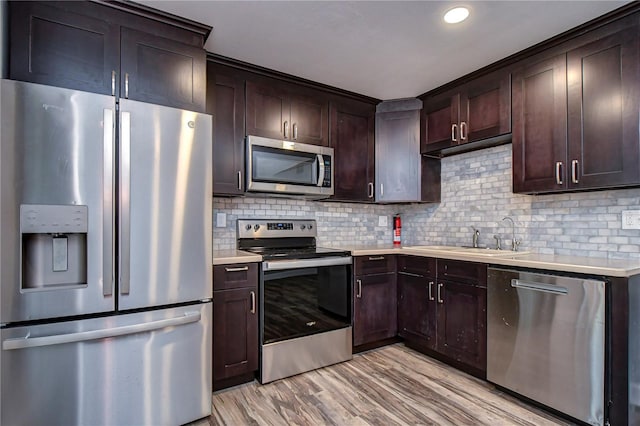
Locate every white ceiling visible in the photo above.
<box><xmin>140</xmin><ymin>1</ymin><xmax>629</xmax><ymax>100</ymax></box>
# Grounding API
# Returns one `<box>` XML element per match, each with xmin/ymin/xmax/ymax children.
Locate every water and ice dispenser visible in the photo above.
<box><xmin>20</xmin><ymin>204</ymin><xmax>88</xmax><ymax>291</ymax></box>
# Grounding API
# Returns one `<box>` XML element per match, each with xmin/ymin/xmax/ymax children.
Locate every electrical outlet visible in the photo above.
<box><xmin>378</xmin><ymin>215</ymin><xmax>388</xmax><ymax>227</ymax></box>
<box><xmin>622</xmin><ymin>210</ymin><xmax>640</xmax><ymax>229</ymax></box>
<box><xmin>215</xmin><ymin>212</ymin><xmax>226</xmax><ymax>228</ymax></box>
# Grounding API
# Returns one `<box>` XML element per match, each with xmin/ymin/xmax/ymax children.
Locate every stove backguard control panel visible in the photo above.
<box><xmin>237</xmin><ymin>219</ymin><xmax>317</xmax><ymax>239</ymax></box>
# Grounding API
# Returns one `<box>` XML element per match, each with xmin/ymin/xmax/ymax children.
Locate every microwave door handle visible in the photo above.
<box><xmin>317</xmin><ymin>154</ymin><xmax>325</xmax><ymax>187</ymax></box>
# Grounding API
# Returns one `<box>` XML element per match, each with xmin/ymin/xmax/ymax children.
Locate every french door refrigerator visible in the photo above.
<box><xmin>0</xmin><ymin>79</ymin><xmax>213</xmax><ymax>425</ymax></box>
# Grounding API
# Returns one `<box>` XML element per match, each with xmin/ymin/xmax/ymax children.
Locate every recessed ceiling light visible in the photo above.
<box><xmin>444</xmin><ymin>7</ymin><xmax>469</xmax><ymax>24</ymax></box>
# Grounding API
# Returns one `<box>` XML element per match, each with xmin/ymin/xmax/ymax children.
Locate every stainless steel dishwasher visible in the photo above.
<box><xmin>487</xmin><ymin>267</ymin><xmax>605</xmax><ymax>426</ymax></box>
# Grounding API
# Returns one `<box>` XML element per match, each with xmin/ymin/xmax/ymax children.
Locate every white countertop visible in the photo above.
<box><xmin>213</xmin><ymin>245</ymin><xmax>640</xmax><ymax>277</ymax></box>
<box><xmin>346</xmin><ymin>244</ymin><xmax>640</xmax><ymax>278</ymax></box>
<box><xmin>213</xmin><ymin>250</ymin><xmax>262</xmax><ymax>265</ymax></box>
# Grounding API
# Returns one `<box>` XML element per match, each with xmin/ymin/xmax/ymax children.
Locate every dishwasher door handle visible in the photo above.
<box><xmin>511</xmin><ymin>279</ymin><xmax>568</xmax><ymax>295</ymax></box>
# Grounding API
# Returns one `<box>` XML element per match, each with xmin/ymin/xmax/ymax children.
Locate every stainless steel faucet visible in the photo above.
<box><xmin>502</xmin><ymin>216</ymin><xmax>521</xmax><ymax>251</ymax></box>
<box><xmin>471</xmin><ymin>226</ymin><xmax>480</xmax><ymax>248</ymax></box>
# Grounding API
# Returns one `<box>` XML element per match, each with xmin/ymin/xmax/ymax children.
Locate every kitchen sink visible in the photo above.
<box><xmin>403</xmin><ymin>245</ymin><xmax>530</xmax><ymax>257</ymax></box>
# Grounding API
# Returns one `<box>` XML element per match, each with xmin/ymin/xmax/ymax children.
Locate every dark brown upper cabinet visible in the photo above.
<box><xmin>207</xmin><ymin>63</ymin><xmax>246</xmax><ymax>195</ymax></box>
<box><xmin>120</xmin><ymin>28</ymin><xmax>206</xmax><ymax>112</ymax></box>
<box><xmin>329</xmin><ymin>100</ymin><xmax>376</xmax><ymax>202</ymax></box>
<box><xmin>421</xmin><ymin>69</ymin><xmax>511</xmax><ymax>155</ymax></box>
<box><xmin>9</xmin><ymin>1</ymin><xmax>208</xmax><ymax>112</ymax></box>
<box><xmin>513</xmin><ymin>17</ymin><xmax>640</xmax><ymax>194</ymax></box>
<box><xmin>246</xmin><ymin>80</ymin><xmax>329</xmax><ymax>146</ymax></box>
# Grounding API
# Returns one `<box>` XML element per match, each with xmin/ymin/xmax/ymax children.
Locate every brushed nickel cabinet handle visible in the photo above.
<box><xmin>437</xmin><ymin>283</ymin><xmax>444</xmax><ymax>304</ymax></box>
<box><xmin>293</xmin><ymin>123</ymin><xmax>298</xmax><ymax>140</ymax></box>
<box><xmin>368</xmin><ymin>182</ymin><xmax>374</xmax><ymax>198</ymax></box>
<box><xmin>398</xmin><ymin>271</ymin><xmax>421</xmax><ymax>278</ymax></box>
<box><xmin>428</xmin><ymin>281</ymin><xmax>434</xmax><ymax>301</ymax></box>
<box><xmin>111</xmin><ymin>70</ymin><xmax>116</xmax><ymax>96</ymax></box>
<box><xmin>237</xmin><ymin>170</ymin><xmax>242</xmax><ymax>190</ymax></box>
<box><xmin>356</xmin><ymin>279</ymin><xmax>362</xmax><ymax>298</ymax></box>
<box><xmin>571</xmin><ymin>160</ymin><xmax>579</xmax><ymax>184</ymax></box>
<box><xmin>250</xmin><ymin>291</ymin><xmax>256</xmax><ymax>314</ymax></box>
<box><xmin>380</xmin><ymin>183</ymin><xmax>384</xmax><ymax>197</ymax></box>
<box><xmin>555</xmin><ymin>161</ymin><xmax>563</xmax><ymax>185</ymax></box>
<box><xmin>460</xmin><ymin>121</ymin><xmax>467</xmax><ymax>141</ymax></box>
<box><xmin>283</xmin><ymin>121</ymin><xmax>289</xmax><ymax>138</ymax></box>
<box><xmin>224</xmin><ymin>266</ymin><xmax>249</xmax><ymax>272</ymax></box>
<box><xmin>368</xmin><ymin>256</ymin><xmax>385</xmax><ymax>261</ymax></box>
<box><xmin>451</xmin><ymin>123</ymin><xmax>458</xmax><ymax>143</ymax></box>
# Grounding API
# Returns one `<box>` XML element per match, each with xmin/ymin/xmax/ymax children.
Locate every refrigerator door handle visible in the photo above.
<box><xmin>2</xmin><ymin>311</ymin><xmax>201</xmax><ymax>350</ymax></box>
<box><xmin>119</xmin><ymin>111</ymin><xmax>131</xmax><ymax>295</ymax></box>
<box><xmin>103</xmin><ymin>108</ymin><xmax>115</xmax><ymax>297</ymax></box>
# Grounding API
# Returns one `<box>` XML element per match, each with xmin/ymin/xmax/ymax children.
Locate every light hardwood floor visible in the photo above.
<box><xmin>194</xmin><ymin>344</ymin><xmax>572</xmax><ymax>425</ymax></box>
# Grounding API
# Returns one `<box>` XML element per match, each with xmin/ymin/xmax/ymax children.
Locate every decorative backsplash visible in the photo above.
<box><xmin>214</xmin><ymin>144</ymin><xmax>640</xmax><ymax>259</ymax></box>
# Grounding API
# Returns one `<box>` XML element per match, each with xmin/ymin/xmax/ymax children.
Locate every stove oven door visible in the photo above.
<box><xmin>260</xmin><ymin>256</ymin><xmax>353</xmax><ymax>383</ymax></box>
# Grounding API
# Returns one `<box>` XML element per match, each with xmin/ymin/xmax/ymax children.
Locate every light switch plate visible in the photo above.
<box><xmin>378</xmin><ymin>215</ymin><xmax>388</xmax><ymax>227</ymax></box>
<box><xmin>622</xmin><ymin>210</ymin><xmax>640</xmax><ymax>229</ymax></box>
<box><xmin>215</xmin><ymin>212</ymin><xmax>227</xmax><ymax>228</ymax></box>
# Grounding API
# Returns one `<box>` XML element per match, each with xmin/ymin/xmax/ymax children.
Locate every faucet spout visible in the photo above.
<box><xmin>471</xmin><ymin>226</ymin><xmax>480</xmax><ymax>248</ymax></box>
<box><xmin>502</xmin><ymin>216</ymin><xmax>520</xmax><ymax>251</ymax></box>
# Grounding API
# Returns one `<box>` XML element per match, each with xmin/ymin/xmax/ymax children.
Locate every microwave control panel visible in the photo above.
<box><xmin>322</xmin><ymin>158</ymin><xmax>332</xmax><ymax>187</ymax></box>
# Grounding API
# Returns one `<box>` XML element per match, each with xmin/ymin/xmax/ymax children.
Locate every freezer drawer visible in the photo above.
<box><xmin>487</xmin><ymin>267</ymin><xmax>605</xmax><ymax>425</ymax></box>
<box><xmin>0</xmin><ymin>303</ymin><xmax>212</xmax><ymax>426</ymax></box>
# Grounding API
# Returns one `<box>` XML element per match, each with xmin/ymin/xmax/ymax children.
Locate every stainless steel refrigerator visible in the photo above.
<box><xmin>0</xmin><ymin>79</ymin><xmax>213</xmax><ymax>425</ymax></box>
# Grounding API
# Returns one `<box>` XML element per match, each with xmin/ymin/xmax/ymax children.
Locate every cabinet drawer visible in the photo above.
<box><xmin>437</xmin><ymin>260</ymin><xmax>487</xmax><ymax>287</ymax></box>
<box><xmin>214</xmin><ymin>263</ymin><xmax>259</xmax><ymax>290</ymax></box>
<box><xmin>354</xmin><ymin>255</ymin><xmax>396</xmax><ymax>276</ymax></box>
<box><xmin>398</xmin><ymin>255</ymin><xmax>436</xmax><ymax>277</ymax></box>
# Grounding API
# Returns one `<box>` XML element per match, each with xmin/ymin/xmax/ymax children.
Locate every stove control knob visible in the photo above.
<box><xmin>300</xmin><ymin>225</ymin><xmax>306</xmax><ymax>230</ymax></box>
<box><xmin>245</xmin><ymin>224</ymin><xmax>252</xmax><ymax>230</ymax></box>
<box><xmin>308</xmin><ymin>225</ymin><xmax>313</xmax><ymax>230</ymax></box>
<box><xmin>254</xmin><ymin>224</ymin><xmax>260</xmax><ymax>231</ymax></box>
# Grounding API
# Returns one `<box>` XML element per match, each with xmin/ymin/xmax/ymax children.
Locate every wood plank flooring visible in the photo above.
<box><xmin>193</xmin><ymin>344</ymin><xmax>572</xmax><ymax>425</ymax></box>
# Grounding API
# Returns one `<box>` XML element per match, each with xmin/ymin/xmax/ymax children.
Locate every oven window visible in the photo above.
<box><xmin>262</xmin><ymin>265</ymin><xmax>351</xmax><ymax>344</ymax></box>
<box><xmin>252</xmin><ymin>146</ymin><xmax>318</xmax><ymax>186</ymax></box>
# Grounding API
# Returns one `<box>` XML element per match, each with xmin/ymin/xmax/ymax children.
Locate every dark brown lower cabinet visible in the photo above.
<box><xmin>353</xmin><ymin>272</ymin><xmax>397</xmax><ymax>346</ymax></box>
<box><xmin>398</xmin><ymin>255</ymin><xmax>486</xmax><ymax>377</ymax></box>
<box><xmin>213</xmin><ymin>264</ymin><xmax>258</xmax><ymax>390</ymax></box>
<box><xmin>397</xmin><ymin>270</ymin><xmax>437</xmax><ymax>349</ymax></box>
<box><xmin>437</xmin><ymin>280</ymin><xmax>486</xmax><ymax>372</ymax></box>
<box><xmin>353</xmin><ymin>255</ymin><xmax>397</xmax><ymax>347</ymax></box>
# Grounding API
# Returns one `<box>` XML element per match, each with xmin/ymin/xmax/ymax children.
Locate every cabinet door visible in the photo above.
<box><xmin>246</xmin><ymin>81</ymin><xmax>289</xmax><ymax>140</ymax></box>
<box><xmin>567</xmin><ymin>25</ymin><xmax>640</xmax><ymax>189</ymax></box>
<box><xmin>120</xmin><ymin>27</ymin><xmax>206</xmax><ymax>112</ymax></box>
<box><xmin>9</xmin><ymin>1</ymin><xmax>119</xmax><ymax>96</ymax></box>
<box><xmin>437</xmin><ymin>281</ymin><xmax>486</xmax><ymax>372</ymax></box>
<box><xmin>290</xmin><ymin>94</ymin><xmax>329</xmax><ymax>146</ymax></box>
<box><xmin>397</xmin><ymin>272</ymin><xmax>437</xmax><ymax>348</ymax></box>
<box><xmin>353</xmin><ymin>273</ymin><xmax>397</xmax><ymax>346</ymax></box>
<box><xmin>213</xmin><ymin>288</ymin><xmax>258</xmax><ymax>382</ymax></box>
<box><xmin>208</xmin><ymin>65</ymin><xmax>246</xmax><ymax>195</ymax></box>
<box><xmin>459</xmin><ymin>70</ymin><xmax>511</xmax><ymax>144</ymax></box>
<box><xmin>421</xmin><ymin>92</ymin><xmax>458</xmax><ymax>153</ymax></box>
<box><xmin>512</xmin><ymin>54</ymin><xmax>568</xmax><ymax>193</ymax></box>
<box><xmin>376</xmin><ymin>109</ymin><xmax>421</xmax><ymax>202</ymax></box>
<box><xmin>330</xmin><ymin>101</ymin><xmax>375</xmax><ymax>201</ymax></box>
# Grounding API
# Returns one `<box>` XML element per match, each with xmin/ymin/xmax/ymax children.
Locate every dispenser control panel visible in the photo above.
<box><xmin>20</xmin><ymin>205</ymin><xmax>88</xmax><ymax>234</ymax></box>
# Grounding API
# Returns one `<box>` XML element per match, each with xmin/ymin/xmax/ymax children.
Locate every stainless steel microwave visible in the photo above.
<box><xmin>246</xmin><ymin>135</ymin><xmax>334</xmax><ymax>197</ymax></box>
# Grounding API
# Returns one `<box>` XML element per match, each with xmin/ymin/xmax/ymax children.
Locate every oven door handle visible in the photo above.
<box><xmin>263</xmin><ymin>256</ymin><xmax>352</xmax><ymax>271</ymax></box>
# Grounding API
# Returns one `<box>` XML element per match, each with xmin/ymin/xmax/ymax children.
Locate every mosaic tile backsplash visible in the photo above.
<box><xmin>214</xmin><ymin>144</ymin><xmax>640</xmax><ymax>259</ymax></box>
